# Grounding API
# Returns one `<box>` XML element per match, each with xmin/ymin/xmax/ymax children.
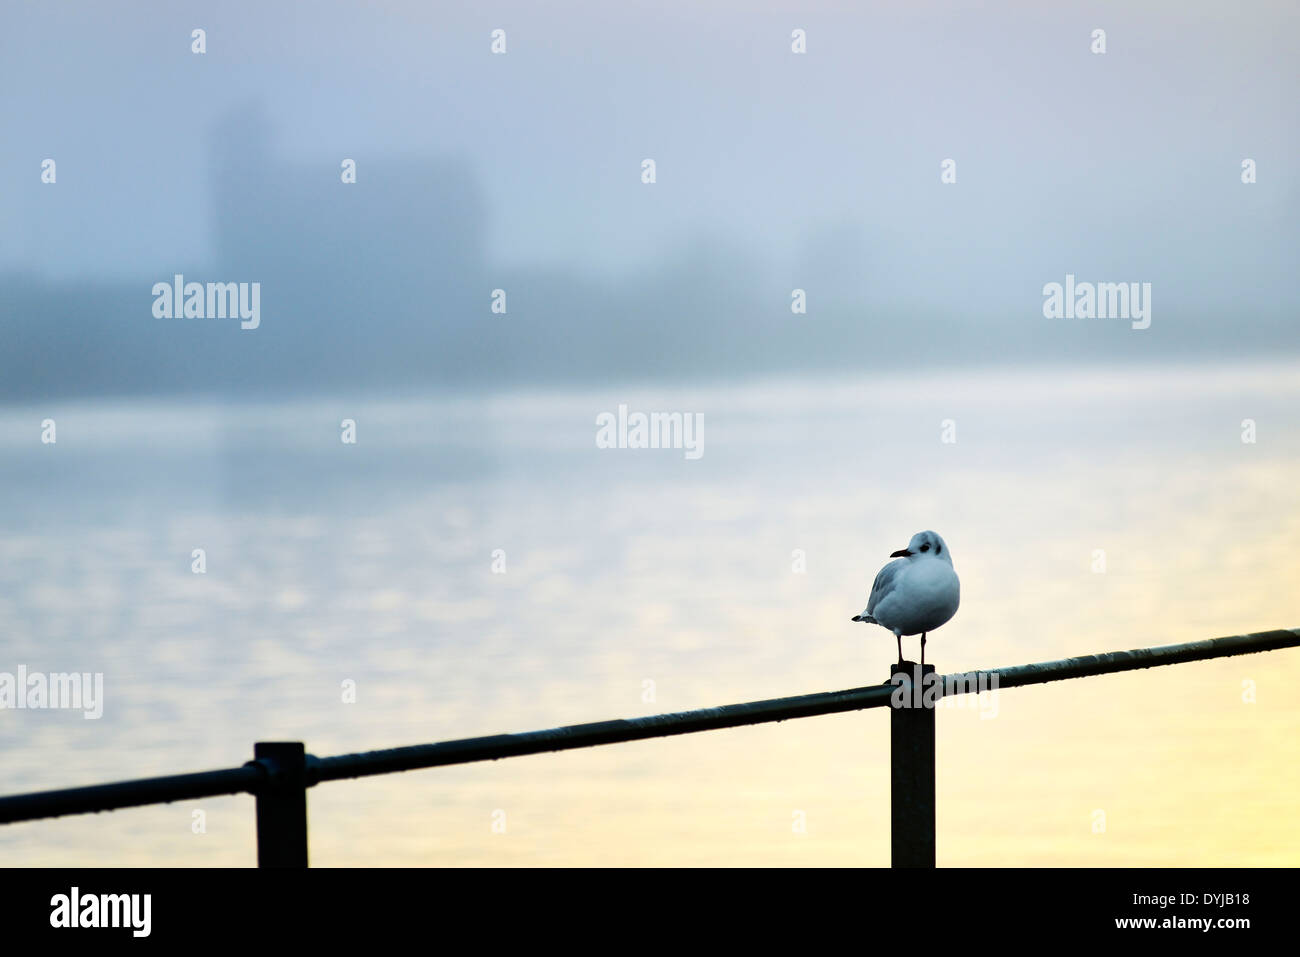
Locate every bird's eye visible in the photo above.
<box><xmin>920</xmin><ymin>544</ymin><xmax>930</xmax><ymax>552</ymax></box>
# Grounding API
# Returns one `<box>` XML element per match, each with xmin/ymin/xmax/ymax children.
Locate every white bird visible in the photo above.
<box><xmin>851</xmin><ymin>530</ymin><xmax>960</xmax><ymax>666</ymax></box>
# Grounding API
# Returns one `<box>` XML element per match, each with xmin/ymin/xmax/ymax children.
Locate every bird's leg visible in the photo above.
<box><xmin>921</xmin><ymin>633</ymin><xmax>927</xmax><ymax>668</ymax></box>
<box><xmin>896</xmin><ymin>632</ymin><xmax>903</xmax><ymax>665</ymax></box>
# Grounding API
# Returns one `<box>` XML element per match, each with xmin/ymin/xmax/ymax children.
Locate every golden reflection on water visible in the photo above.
<box><xmin>2</xmin><ymin>362</ymin><xmax>1298</xmax><ymax>865</ymax></box>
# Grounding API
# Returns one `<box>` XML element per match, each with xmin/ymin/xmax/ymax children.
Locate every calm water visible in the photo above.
<box><xmin>2</xmin><ymin>362</ymin><xmax>1298</xmax><ymax>865</ymax></box>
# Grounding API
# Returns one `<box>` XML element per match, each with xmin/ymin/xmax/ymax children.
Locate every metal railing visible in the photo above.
<box><xmin>1</xmin><ymin>628</ymin><xmax>1296</xmax><ymax>866</ymax></box>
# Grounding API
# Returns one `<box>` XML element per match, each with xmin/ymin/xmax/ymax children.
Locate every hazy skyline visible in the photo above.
<box><xmin>3</xmin><ymin>1</ymin><xmax>1299</xmax><ymax>402</ymax></box>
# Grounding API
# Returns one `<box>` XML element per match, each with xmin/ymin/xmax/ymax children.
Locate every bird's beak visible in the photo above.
<box><xmin>890</xmin><ymin>548</ymin><xmax>912</xmax><ymax>558</ymax></box>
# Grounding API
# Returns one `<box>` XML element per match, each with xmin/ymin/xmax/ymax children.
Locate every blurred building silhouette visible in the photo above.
<box><xmin>2</xmin><ymin>103</ymin><xmax>491</xmax><ymax>401</ymax></box>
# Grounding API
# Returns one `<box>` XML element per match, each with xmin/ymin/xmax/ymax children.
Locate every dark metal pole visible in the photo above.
<box><xmin>310</xmin><ymin>682</ymin><xmax>898</xmax><ymax>783</ymax></box>
<box><xmin>0</xmin><ymin>765</ymin><xmax>265</xmax><ymax>824</ymax></box>
<box><xmin>253</xmin><ymin>742</ymin><xmax>308</xmax><ymax>868</ymax></box>
<box><xmin>890</xmin><ymin>662</ymin><xmax>936</xmax><ymax>868</ymax></box>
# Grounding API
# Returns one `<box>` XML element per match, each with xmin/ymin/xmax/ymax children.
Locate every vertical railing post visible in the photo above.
<box><xmin>253</xmin><ymin>741</ymin><xmax>308</xmax><ymax>868</ymax></box>
<box><xmin>890</xmin><ymin>662</ymin><xmax>936</xmax><ymax>867</ymax></box>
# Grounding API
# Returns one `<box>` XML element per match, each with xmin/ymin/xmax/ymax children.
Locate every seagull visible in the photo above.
<box><xmin>851</xmin><ymin>530</ymin><xmax>960</xmax><ymax>666</ymax></box>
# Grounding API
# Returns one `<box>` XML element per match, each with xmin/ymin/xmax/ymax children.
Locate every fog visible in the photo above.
<box><xmin>2</xmin><ymin>1</ymin><xmax>1297</xmax><ymax>401</ymax></box>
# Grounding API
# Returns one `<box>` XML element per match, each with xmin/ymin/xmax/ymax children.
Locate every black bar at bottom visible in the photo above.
<box><xmin>890</xmin><ymin>662</ymin><xmax>936</xmax><ymax>868</ymax></box>
<box><xmin>253</xmin><ymin>742</ymin><xmax>308</xmax><ymax>868</ymax></box>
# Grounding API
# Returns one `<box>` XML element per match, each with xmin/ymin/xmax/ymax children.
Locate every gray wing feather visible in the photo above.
<box><xmin>866</xmin><ymin>559</ymin><xmax>906</xmax><ymax>617</ymax></box>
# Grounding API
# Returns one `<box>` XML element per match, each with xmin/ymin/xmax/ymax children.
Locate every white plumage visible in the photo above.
<box><xmin>852</xmin><ymin>530</ymin><xmax>960</xmax><ymax>665</ymax></box>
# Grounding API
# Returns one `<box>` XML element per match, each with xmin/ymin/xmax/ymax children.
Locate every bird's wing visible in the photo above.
<box><xmin>866</xmin><ymin>558</ymin><xmax>907</xmax><ymax>617</ymax></box>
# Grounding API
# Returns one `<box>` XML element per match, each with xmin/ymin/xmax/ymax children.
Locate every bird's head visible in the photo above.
<box><xmin>890</xmin><ymin>530</ymin><xmax>952</xmax><ymax>563</ymax></box>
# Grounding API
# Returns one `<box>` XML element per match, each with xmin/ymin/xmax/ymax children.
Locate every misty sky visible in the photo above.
<box><xmin>2</xmin><ymin>1</ymin><xmax>1297</xmax><ymax>398</ymax></box>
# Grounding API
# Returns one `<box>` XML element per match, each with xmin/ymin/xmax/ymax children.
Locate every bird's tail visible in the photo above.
<box><xmin>850</xmin><ymin>614</ymin><xmax>879</xmax><ymax>624</ymax></box>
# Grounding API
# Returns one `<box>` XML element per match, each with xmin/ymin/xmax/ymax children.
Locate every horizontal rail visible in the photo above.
<box><xmin>310</xmin><ymin>627</ymin><xmax>1300</xmax><ymax>783</ymax></box>
<box><xmin>0</xmin><ymin>764</ymin><xmax>265</xmax><ymax>824</ymax></box>
<box><xmin>942</xmin><ymin>628</ymin><xmax>1300</xmax><ymax>692</ymax></box>
<box><xmin>0</xmin><ymin>627</ymin><xmax>1296</xmax><ymax>825</ymax></box>
<box><xmin>309</xmin><ymin>682</ymin><xmax>898</xmax><ymax>783</ymax></box>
